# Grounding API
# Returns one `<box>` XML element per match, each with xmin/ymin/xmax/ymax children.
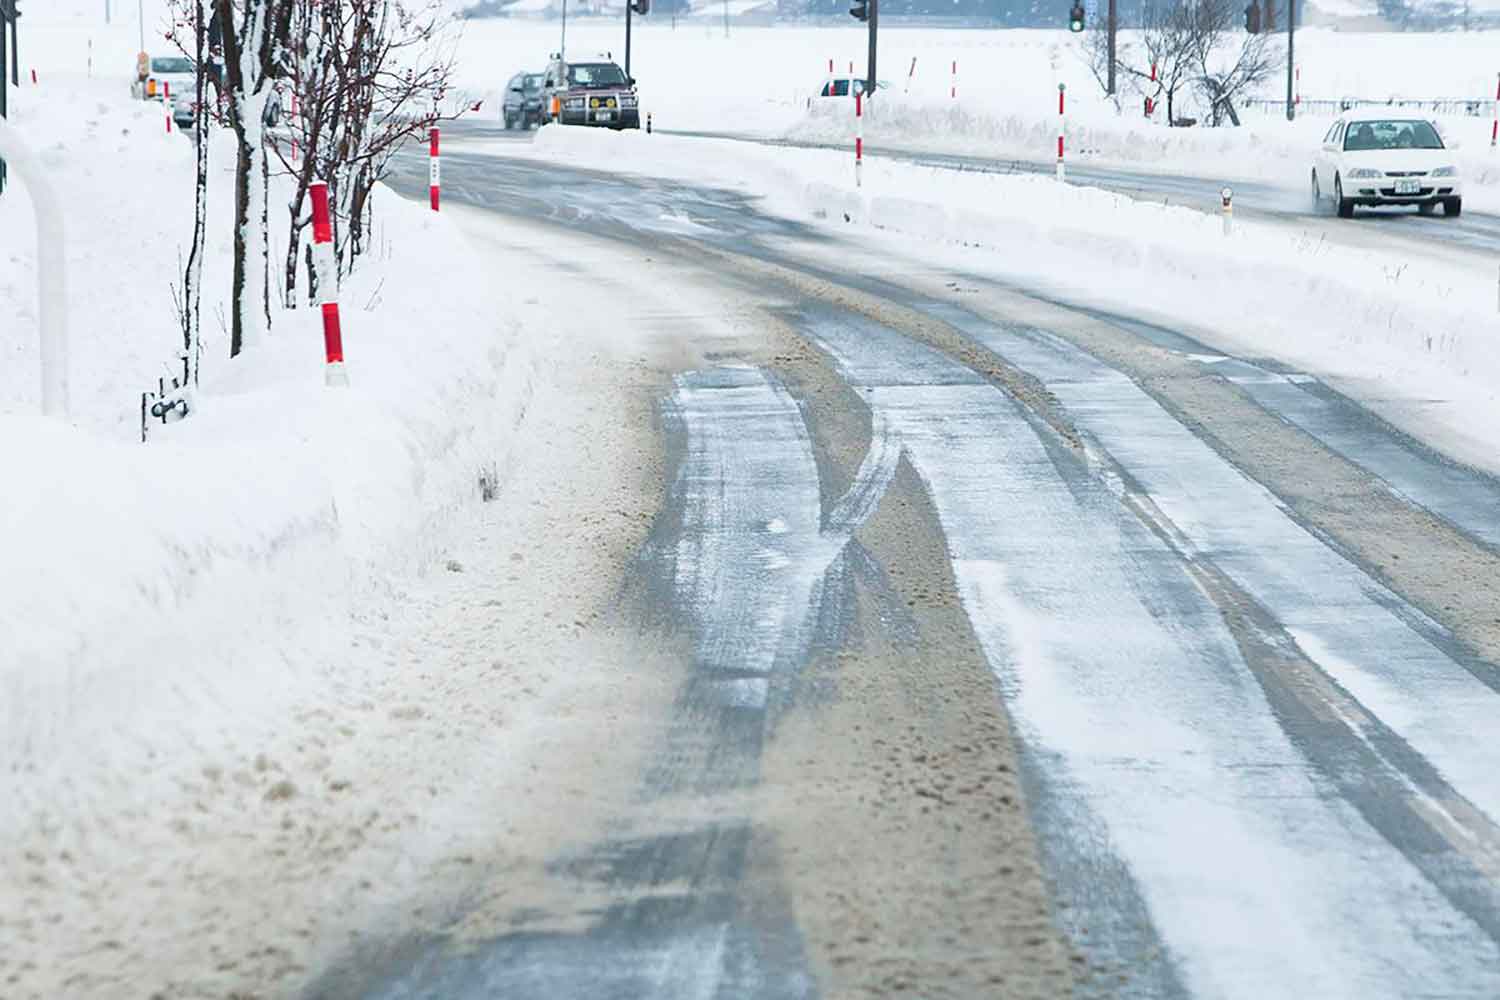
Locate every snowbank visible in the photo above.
<box><xmin>1</xmin><ymin>59</ymin><xmax>535</xmax><ymax>838</ymax></box>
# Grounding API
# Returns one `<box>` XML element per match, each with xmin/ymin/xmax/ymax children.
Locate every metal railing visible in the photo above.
<box><xmin>1243</xmin><ymin>97</ymin><xmax>1496</xmax><ymax>118</ymax></box>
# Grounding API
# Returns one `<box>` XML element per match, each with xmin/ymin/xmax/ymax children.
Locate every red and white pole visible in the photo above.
<box><xmin>905</xmin><ymin>56</ymin><xmax>917</xmax><ymax>94</ymax></box>
<box><xmin>1146</xmin><ymin>62</ymin><xmax>1156</xmax><ymax>117</ymax></box>
<box><xmin>1056</xmin><ymin>83</ymin><xmax>1066</xmax><ymax>182</ymax></box>
<box><xmin>309</xmin><ymin>182</ymin><xmax>348</xmax><ymax>386</ymax></box>
<box><xmin>1492</xmin><ymin>73</ymin><xmax>1498</xmax><ymax>150</ymax></box>
<box><xmin>1295</xmin><ymin>65</ymin><xmax>1301</xmax><ymax>106</ymax></box>
<box><xmin>163</xmin><ymin>81</ymin><xmax>172</xmax><ymax>133</ymax></box>
<box><xmin>828</xmin><ymin>57</ymin><xmax>834</xmax><ymax>74</ymax></box>
<box><xmin>428</xmin><ymin>126</ymin><xmax>440</xmax><ymax>211</ymax></box>
<box><xmin>951</xmin><ymin>60</ymin><xmax>957</xmax><ymax>100</ymax></box>
<box><xmin>854</xmin><ymin>90</ymin><xmax>864</xmax><ymax>189</ymax></box>
<box><xmin>849</xmin><ymin>60</ymin><xmax>854</xmax><ymax>75</ymax></box>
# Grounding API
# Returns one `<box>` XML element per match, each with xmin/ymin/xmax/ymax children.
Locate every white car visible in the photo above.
<box><xmin>133</xmin><ymin>55</ymin><xmax>197</xmax><ymax>127</ymax></box>
<box><xmin>1311</xmin><ymin>113</ymin><xmax>1462</xmax><ymax>218</ymax></box>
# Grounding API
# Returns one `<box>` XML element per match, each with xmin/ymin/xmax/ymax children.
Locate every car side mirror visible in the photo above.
<box><xmin>510</xmin><ymin>86</ymin><xmax>523</xmax><ymax>93</ymax></box>
<box><xmin>628</xmin><ymin>77</ymin><xmax>636</xmax><ymax>87</ymax></box>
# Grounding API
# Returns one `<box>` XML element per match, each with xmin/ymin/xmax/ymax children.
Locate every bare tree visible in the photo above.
<box><xmin>1086</xmin><ymin>0</ymin><xmax>1282</xmax><ymax>127</ymax></box>
<box><xmin>267</xmin><ymin>0</ymin><xmax>462</xmax><ymax>307</ymax></box>
<box><xmin>214</xmin><ymin>0</ymin><xmax>294</xmax><ymax>357</ymax></box>
<box><xmin>1185</xmin><ymin>0</ymin><xmax>1282</xmax><ymax>126</ymax></box>
<box><xmin>1086</xmin><ymin>2</ymin><xmax>1197</xmax><ymax>125</ymax></box>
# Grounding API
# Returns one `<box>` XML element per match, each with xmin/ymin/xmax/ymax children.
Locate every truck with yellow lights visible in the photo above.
<box><xmin>540</xmin><ymin>55</ymin><xmax>641</xmax><ymax>130</ymax></box>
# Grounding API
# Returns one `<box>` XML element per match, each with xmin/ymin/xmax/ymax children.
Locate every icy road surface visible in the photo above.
<box><xmin>302</xmin><ymin>124</ymin><xmax>1500</xmax><ymax>999</ymax></box>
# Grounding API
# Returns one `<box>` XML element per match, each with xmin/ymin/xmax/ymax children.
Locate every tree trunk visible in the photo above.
<box><xmin>230</xmin><ymin>125</ymin><xmax>250</xmax><ymax>356</ymax></box>
<box><xmin>183</xmin><ymin>0</ymin><xmax>208</xmax><ymax>381</ymax></box>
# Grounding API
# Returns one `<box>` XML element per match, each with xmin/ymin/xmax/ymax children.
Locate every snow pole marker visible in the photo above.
<box><xmin>1056</xmin><ymin>84</ymin><xmax>1066</xmax><ymax>182</ymax></box>
<box><xmin>164</xmin><ymin>81</ymin><xmax>171</xmax><ymax>133</ymax></box>
<box><xmin>1221</xmin><ymin>186</ymin><xmax>1233</xmax><ymax>237</ymax></box>
<box><xmin>905</xmin><ymin>56</ymin><xmax>916</xmax><ymax>95</ymax></box>
<box><xmin>309</xmin><ymin>181</ymin><xmax>348</xmax><ymax>387</ymax></box>
<box><xmin>646</xmin><ymin>111</ymin><xmax>653</xmax><ymax>133</ymax></box>
<box><xmin>858</xmin><ymin>91</ymin><xmax>870</xmax><ymax>191</ymax></box>
<box><xmin>951</xmin><ymin>60</ymin><xmax>957</xmax><ymax>100</ymax></box>
<box><xmin>429</xmin><ymin>126</ymin><xmax>440</xmax><ymax>211</ymax></box>
<box><xmin>1492</xmin><ymin>73</ymin><xmax>1498</xmax><ymax>150</ymax></box>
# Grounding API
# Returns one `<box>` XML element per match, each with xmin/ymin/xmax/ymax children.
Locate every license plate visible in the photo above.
<box><xmin>596</xmin><ymin>110</ymin><xmax>613</xmax><ymax>121</ymax></box>
<box><xmin>1395</xmin><ymin>178</ymin><xmax>1419</xmax><ymax>194</ymax></box>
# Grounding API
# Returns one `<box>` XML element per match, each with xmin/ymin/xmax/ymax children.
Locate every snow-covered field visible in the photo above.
<box><xmin>450</xmin><ymin>19</ymin><xmax>1500</xmax><ymax>190</ymax></box>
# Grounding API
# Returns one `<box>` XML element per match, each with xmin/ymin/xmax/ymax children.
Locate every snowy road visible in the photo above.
<box><xmin>340</xmin><ymin>129</ymin><xmax>1500</xmax><ymax>998</ymax></box>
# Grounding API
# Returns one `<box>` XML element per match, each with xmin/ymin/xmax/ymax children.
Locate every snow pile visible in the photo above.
<box><xmin>1</xmin><ymin>38</ymin><xmax>535</xmax><ymax>852</ymax></box>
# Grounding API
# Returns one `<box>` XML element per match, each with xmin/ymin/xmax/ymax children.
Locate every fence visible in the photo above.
<box><xmin>1242</xmin><ymin>98</ymin><xmax>1496</xmax><ymax>119</ymax></box>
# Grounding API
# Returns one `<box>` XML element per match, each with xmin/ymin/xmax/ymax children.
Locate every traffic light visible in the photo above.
<box><xmin>1245</xmin><ymin>2</ymin><xmax>1261</xmax><ymax>32</ymax></box>
<box><xmin>630</xmin><ymin>0</ymin><xmax>648</xmax><ymax>11</ymax></box>
<box><xmin>1068</xmin><ymin>2</ymin><xmax>1085</xmax><ymax>31</ymax></box>
<box><xmin>1263</xmin><ymin>0</ymin><xmax>1277</xmax><ymax>30</ymax></box>
<box><xmin>850</xmin><ymin>0</ymin><xmax>868</xmax><ymax>20</ymax></box>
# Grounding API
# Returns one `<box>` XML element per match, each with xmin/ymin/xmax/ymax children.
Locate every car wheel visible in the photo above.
<box><xmin>1444</xmin><ymin>196</ymin><xmax>1462</xmax><ymax>217</ymax></box>
<box><xmin>1335</xmin><ymin>176</ymin><xmax>1355</xmax><ymax>219</ymax></box>
<box><xmin>1310</xmin><ymin>170</ymin><xmax>1322</xmax><ymax>212</ymax></box>
<box><xmin>503</xmin><ymin>113</ymin><xmax>514</xmax><ymax>130</ymax></box>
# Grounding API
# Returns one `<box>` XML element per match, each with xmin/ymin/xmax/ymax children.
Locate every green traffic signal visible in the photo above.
<box><xmin>1068</xmin><ymin>2</ymin><xmax>1085</xmax><ymax>30</ymax></box>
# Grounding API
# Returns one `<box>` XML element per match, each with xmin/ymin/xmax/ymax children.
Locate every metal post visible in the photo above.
<box><xmin>106</xmin><ymin>0</ymin><xmax>111</xmax><ymax>25</ymax></box>
<box><xmin>138</xmin><ymin>0</ymin><xmax>144</xmax><ymax>54</ymax></box>
<box><xmin>865</xmin><ymin>0</ymin><xmax>878</xmax><ymax>97</ymax></box>
<box><xmin>625</xmin><ymin>0</ymin><xmax>631</xmax><ymax>79</ymax></box>
<box><xmin>560</xmin><ymin>0</ymin><xmax>567</xmax><ymax>61</ymax></box>
<box><xmin>1285</xmin><ymin>0</ymin><xmax>1296</xmax><ymax>121</ymax></box>
<box><xmin>723</xmin><ymin>0</ymin><xmax>728</xmax><ymax>38</ymax></box>
<box><xmin>1107</xmin><ymin>0</ymin><xmax>1117</xmax><ymax>96</ymax></box>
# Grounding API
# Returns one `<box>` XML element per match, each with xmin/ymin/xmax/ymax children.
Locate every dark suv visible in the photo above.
<box><xmin>503</xmin><ymin>72</ymin><xmax>545</xmax><ymax>130</ymax></box>
<box><xmin>541</xmin><ymin>56</ymin><xmax>640</xmax><ymax>130</ymax></box>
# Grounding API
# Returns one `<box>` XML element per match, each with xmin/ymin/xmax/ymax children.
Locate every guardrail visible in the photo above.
<box><xmin>1242</xmin><ymin>98</ymin><xmax>1497</xmax><ymax>118</ymax></box>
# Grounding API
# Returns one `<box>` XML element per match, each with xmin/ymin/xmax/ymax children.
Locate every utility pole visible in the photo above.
<box><xmin>625</xmin><ymin>0</ymin><xmax>631</xmax><ymax>77</ymax></box>
<box><xmin>138</xmin><ymin>0</ymin><xmax>143</xmax><ymax>52</ymax></box>
<box><xmin>106</xmin><ymin>0</ymin><xmax>110</xmax><ymax>25</ymax></box>
<box><xmin>722</xmin><ymin>0</ymin><xmax>728</xmax><ymax>38</ymax></box>
<box><xmin>1285</xmin><ymin>0</ymin><xmax>1295</xmax><ymax>121</ymax></box>
<box><xmin>1107</xmin><ymin>0</ymin><xmax>1117</xmax><ymax>96</ymax></box>
<box><xmin>865</xmin><ymin>0</ymin><xmax>877</xmax><ymax>97</ymax></box>
<box><xmin>560</xmin><ymin>0</ymin><xmax>567</xmax><ymax>61</ymax></box>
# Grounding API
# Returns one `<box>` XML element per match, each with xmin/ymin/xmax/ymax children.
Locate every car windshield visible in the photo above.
<box><xmin>524</xmin><ymin>74</ymin><xmax>544</xmax><ymax>93</ymax></box>
<box><xmin>151</xmin><ymin>57</ymin><xmax>193</xmax><ymax>74</ymax></box>
<box><xmin>1343</xmin><ymin>120</ymin><xmax>1444</xmax><ymax>151</ymax></box>
<box><xmin>568</xmin><ymin>63</ymin><xmax>628</xmax><ymax>88</ymax></box>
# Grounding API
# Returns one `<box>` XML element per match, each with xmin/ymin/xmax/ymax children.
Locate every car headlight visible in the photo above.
<box><xmin>1431</xmin><ymin>165</ymin><xmax>1458</xmax><ymax>177</ymax></box>
<box><xmin>564</xmin><ymin>97</ymin><xmax>584</xmax><ymax>110</ymax></box>
<box><xmin>1347</xmin><ymin>168</ymin><xmax>1382</xmax><ymax>179</ymax></box>
<box><xmin>620</xmin><ymin>94</ymin><xmax>637</xmax><ymax>108</ymax></box>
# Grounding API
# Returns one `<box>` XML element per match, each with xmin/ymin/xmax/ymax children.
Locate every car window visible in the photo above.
<box><xmin>1344</xmin><ymin>119</ymin><xmax>1444</xmax><ymax>151</ymax></box>
<box><xmin>831</xmin><ymin>79</ymin><xmax>850</xmax><ymax>97</ymax></box>
<box><xmin>1322</xmin><ymin>123</ymin><xmax>1340</xmax><ymax>144</ymax></box>
<box><xmin>568</xmin><ymin>63</ymin><xmax>628</xmax><ymax>88</ymax></box>
<box><xmin>525</xmin><ymin>74</ymin><xmax>544</xmax><ymax>93</ymax></box>
<box><xmin>151</xmin><ymin>57</ymin><xmax>193</xmax><ymax>74</ymax></box>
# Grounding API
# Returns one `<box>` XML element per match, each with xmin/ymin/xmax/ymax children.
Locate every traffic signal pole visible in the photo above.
<box><xmin>625</xmin><ymin>0</ymin><xmax>632</xmax><ymax>78</ymax></box>
<box><xmin>866</xmin><ymin>0</ymin><xmax>878</xmax><ymax>97</ymax></box>
<box><xmin>1107</xmin><ymin>0</ymin><xmax>1117</xmax><ymax>96</ymax></box>
<box><xmin>1285</xmin><ymin>0</ymin><xmax>1296</xmax><ymax>121</ymax></box>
